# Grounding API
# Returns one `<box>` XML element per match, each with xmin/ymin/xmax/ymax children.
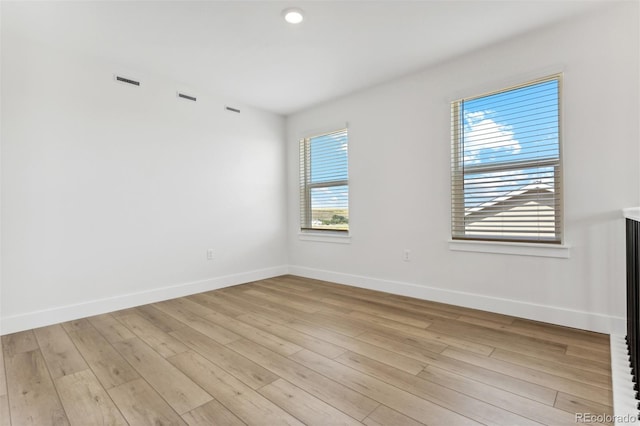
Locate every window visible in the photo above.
<box><xmin>451</xmin><ymin>75</ymin><xmax>562</xmax><ymax>244</ymax></box>
<box><xmin>300</xmin><ymin>128</ymin><xmax>349</xmax><ymax>232</ymax></box>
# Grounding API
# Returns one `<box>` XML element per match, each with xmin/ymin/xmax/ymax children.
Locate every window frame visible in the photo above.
<box><xmin>299</xmin><ymin>128</ymin><xmax>349</xmax><ymax>234</ymax></box>
<box><xmin>450</xmin><ymin>74</ymin><xmax>563</xmax><ymax>245</ymax></box>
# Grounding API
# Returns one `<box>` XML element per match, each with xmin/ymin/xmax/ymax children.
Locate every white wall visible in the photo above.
<box><xmin>286</xmin><ymin>3</ymin><xmax>639</xmax><ymax>333</ymax></box>
<box><xmin>1</xmin><ymin>35</ymin><xmax>288</xmax><ymax>333</ymax></box>
<box><xmin>2</xmin><ymin>3</ymin><xmax>637</xmax><ymax>336</ymax></box>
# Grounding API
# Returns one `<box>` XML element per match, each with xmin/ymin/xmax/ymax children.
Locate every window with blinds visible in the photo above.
<box><xmin>300</xmin><ymin>129</ymin><xmax>349</xmax><ymax>232</ymax></box>
<box><xmin>451</xmin><ymin>75</ymin><xmax>562</xmax><ymax>244</ymax></box>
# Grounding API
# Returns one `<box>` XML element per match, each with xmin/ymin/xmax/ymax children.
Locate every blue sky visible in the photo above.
<box><xmin>460</xmin><ymin>79</ymin><xmax>560</xmax><ymax>207</ymax></box>
<box><xmin>462</xmin><ymin>79</ymin><xmax>559</xmax><ymax>166</ymax></box>
<box><xmin>309</xmin><ymin>131</ymin><xmax>348</xmax><ymax>210</ymax></box>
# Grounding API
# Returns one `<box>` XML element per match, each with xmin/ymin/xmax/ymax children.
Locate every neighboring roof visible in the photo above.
<box><xmin>464</xmin><ymin>183</ymin><xmax>555</xmax><ymax>221</ymax></box>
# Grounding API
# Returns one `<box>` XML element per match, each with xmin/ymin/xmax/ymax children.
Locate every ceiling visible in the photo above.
<box><xmin>2</xmin><ymin>0</ymin><xmax>612</xmax><ymax>115</ymax></box>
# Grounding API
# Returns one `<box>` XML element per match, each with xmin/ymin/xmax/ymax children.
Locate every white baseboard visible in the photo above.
<box><xmin>0</xmin><ymin>265</ymin><xmax>288</xmax><ymax>335</ymax></box>
<box><xmin>2</xmin><ymin>264</ymin><xmax>624</xmax><ymax>336</ymax></box>
<box><xmin>288</xmin><ymin>265</ymin><xmax>624</xmax><ymax>334</ymax></box>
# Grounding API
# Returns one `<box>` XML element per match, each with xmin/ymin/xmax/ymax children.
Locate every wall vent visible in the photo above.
<box><xmin>177</xmin><ymin>92</ymin><xmax>197</xmax><ymax>102</ymax></box>
<box><xmin>114</xmin><ymin>74</ymin><xmax>140</xmax><ymax>86</ymax></box>
<box><xmin>225</xmin><ymin>106</ymin><xmax>241</xmax><ymax>113</ymax></box>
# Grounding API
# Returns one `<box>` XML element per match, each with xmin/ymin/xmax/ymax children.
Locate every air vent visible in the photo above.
<box><xmin>225</xmin><ymin>106</ymin><xmax>241</xmax><ymax>113</ymax></box>
<box><xmin>177</xmin><ymin>92</ymin><xmax>196</xmax><ymax>102</ymax></box>
<box><xmin>114</xmin><ymin>74</ymin><xmax>140</xmax><ymax>86</ymax></box>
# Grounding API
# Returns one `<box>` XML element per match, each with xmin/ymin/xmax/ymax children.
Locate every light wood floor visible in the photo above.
<box><xmin>0</xmin><ymin>275</ymin><xmax>613</xmax><ymax>426</ymax></box>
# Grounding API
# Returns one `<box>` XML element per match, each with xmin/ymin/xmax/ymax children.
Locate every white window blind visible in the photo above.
<box><xmin>451</xmin><ymin>75</ymin><xmax>562</xmax><ymax>244</ymax></box>
<box><xmin>300</xmin><ymin>129</ymin><xmax>349</xmax><ymax>232</ymax></box>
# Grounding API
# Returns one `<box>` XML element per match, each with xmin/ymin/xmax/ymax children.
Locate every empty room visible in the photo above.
<box><xmin>1</xmin><ymin>0</ymin><xmax>639</xmax><ymax>425</ymax></box>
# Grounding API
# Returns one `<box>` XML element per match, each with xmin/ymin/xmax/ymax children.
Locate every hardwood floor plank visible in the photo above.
<box><xmin>66</xmin><ymin>326</ymin><xmax>140</xmax><ymax>389</ymax></box>
<box><xmin>363</xmin><ymin>405</ymin><xmax>425</xmax><ymax>426</ymax></box>
<box><xmin>418</xmin><ymin>365</ymin><xmax>580</xmax><ymax>426</ymax></box>
<box><xmin>153</xmin><ymin>299</ymin><xmax>242</xmax><ymax>344</ymax></box>
<box><xmin>285</xmin><ymin>320</ymin><xmax>426</xmax><ymax>375</ymax></box>
<box><xmin>352</xmin><ymin>321</ymin><xmax>482</xmax><ymax>356</ymax></box>
<box><xmin>334</xmin><ymin>351</ymin><xmax>539</xmax><ymax>426</ymax></box>
<box><xmin>359</xmin><ymin>319</ymin><xmax>490</xmax><ymax>356</ymax></box>
<box><xmin>429</xmin><ymin>319</ymin><xmax>568</xmax><ymax>357</ymax></box>
<box><xmin>187</xmin><ymin>293</ymin><xmax>248</xmax><ymax>318</ymax></box>
<box><xmin>458</xmin><ymin>315</ymin><xmax>610</xmax><ymax>353</ymax></box>
<box><xmin>112</xmin><ymin>337</ymin><xmax>212</xmax><ymax>415</ymax></box>
<box><xmin>278</xmin><ymin>275</ymin><xmax>339</xmax><ymax>290</ymax></box>
<box><xmin>129</xmin><ymin>304</ymin><xmax>188</xmax><ymax>333</ymax></box>
<box><xmin>491</xmin><ymin>348</ymin><xmax>612</xmax><ymax>389</ymax></box>
<box><xmin>347</xmin><ymin>309</ymin><xmax>431</xmax><ymax>333</ymax></box>
<box><xmin>513</xmin><ymin>318</ymin><xmax>609</xmax><ymax>344</ymax></box>
<box><xmin>258</xmin><ymin>378</ymin><xmax>363</xmax><ymax>426</ymax></box>
<box><xmin>1</xmin><ymin>330</ymin><xmax>38</xmax><ymax>357</ymax></box>
<box><xmin>566</xmin><ymin>345</ymin><xmax>611</xmax><ymax>362</ymax></box>
<box><xmin>4</xmin><ymin>350</ymin><xmax>69</xmax><ymax>425</ymax></box>
<box><xmin>108</xmin><ymin>378</ymin><xmax>187</xmax><ymax>426</ymax></box>
<box><xmin>362</xmin><ymin>288</ymin><xmax>516</xmax><ymax>325</ymax></box>
<box><xmin>319</xmin><ymin>287</ymin><xmax>461</xmax><ymax>321</ymax></box>
<box><xmin>116</xmin><ymin>312</ymin><xmax>189</xmax><ymax>358</ymax></box>
<box><xmin>244</xmin><ymin>288</ymin><xmax>322</xmax><ymax>313</ymax></box>
<box><xmin>261</xmin><ymin>277</ymin><xmax>316</xmax><ymax>293</ymax></box>
<box><xmin>0</xmin><ymin>343</ymin><xmax>8</xmax><ymax>426</ymax></box>
<box><xmin>169</xmin><ymin>350</ymin><xmax>303</xmax><ymax>426</ymax></box>
<box><xmin>204</xmin><ymin>291</ymin><xmax>294</xmax><ymax>323</ymax></box>
<box><xmin>166</xmin><ymin>296</ymin><xmax>223</xmax><ymax>319</ymax></box>
<box><xmin>87</xmin><ymin>313</ymin><xmax>136</xmax><ymax>343</ymax></box>
<box><xmin>289</xmin><ymin>348</ymin><xmax>480</xmax><ymax>425</ymax></box>
<box><xmin>251</xmin><ymin>283</ymin><xmax>355</xmax><ymax>316</ymax></box>
<box><xmin>446</xmin><ymin>307</ymin><xmax>516</xmax><ymax>325</ymax></box>
<box><xmin>55</xmin><ymin>369</ymin><xmax>128</xmax><ymax>426</ymax></box>
<box><xmin>489</xmin><ymin>339</ymin><xmax>610</xmax><ymax>376</ymax></box>
<box><xmin>170</xmin><ymin>326</ymin><xmax>278</xmax><ymax>390</ymax></box>
<box><xmin>240</xmin><ymin>281</ymin><xmax>365</xmax><ymax>318</ymax></box>
<box><xmin>61</xmin><ymin>318</ymin><xmax>94</xmax><ymax>332</ymax></box>
<box><xmin>203</xmin><ymin>310</ymin><xmax>303</xmax><ymax>356</ymax></box>
<box><xmin>355</xmin><ymin>330</ymin><xmax>557</xmax><ymax>405</ymax></box>
<box><xmin>33</xmin><ymin>324</ymin><xmax>88</xmax><ymax>379</ymax></box>
<box><xmin>555</xmin><ymin>392</ymin><xmax>613</xmax><ymax>420</ymax></box>
<box><xmin>182</xmin><ymin>399</ymin><xmax>245</xmax><ymax>426</ymax></box>
<box><xmin>348</xmin><ymin>308</ymin><xmax>431</xmax><ymax>331</ymax></box>
<box><xmin>227</xmin><ymin>338</ymin><xmax>379</xmax><ymax>421</ymax></box>
<box><xmin>0</xmin><ymin>395</ymin><xmax>10</xmax><ymax>426</ymax></box>
<box><xmin>442</xmin><ymin>348</ymin><xmax>612</xmax><ymax>407</ymax></box>
<box><xmin>223</xmin><ymin>289</ymin><xmax>314</xmax><ymax>319</ymax></box>
<box><xmin>319</xmin><ymin>295</ymin><xmax>437</xmax><ymax>328</ymax></box>
<box><xmin>297</xmin><ymin>311</ymin><xmax>374</xmax><ymax>338</ymax></box>
<box><xmin>236</xmin><ymin>312</ymin><xmax>347</xmax><ymax>359</ymax></box>
<box><xmin>0</xmin><ymin>338</ymin><xmax>8</xmax><ymax>396</ymax></box>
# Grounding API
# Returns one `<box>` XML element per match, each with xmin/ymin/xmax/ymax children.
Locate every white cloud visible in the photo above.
<box><xmin>463</xmin><ymin>111</ymin><xmax>521</xmax><ymax>164</ymax></box>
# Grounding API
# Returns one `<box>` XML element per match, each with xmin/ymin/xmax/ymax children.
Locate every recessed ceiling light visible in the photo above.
<box><xmin>283</xmin><ymin>8</ymin><xmax>304</xmax><ymax>24</ymax></box>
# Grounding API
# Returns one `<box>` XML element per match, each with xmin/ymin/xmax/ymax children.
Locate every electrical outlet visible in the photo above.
<box><xmin>403</xmin><ymin>249</ymin><xmax>411</xmax><ymax>262</ymax></box>
<box><xmin>207</xmin><ymin>249</ymin><xmax>214</xmax><ymax>260</ymax></box>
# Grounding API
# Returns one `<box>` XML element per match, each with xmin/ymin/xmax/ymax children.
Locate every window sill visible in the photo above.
<box><xmin>448</xmin><ymin>239</ymin><xmax>570</xmax><ymax>258</ymax></box>
<box><xmin>298</xmin><ymin>232</ymin><xmax>351</xmax><ymax>244</ymax></box>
